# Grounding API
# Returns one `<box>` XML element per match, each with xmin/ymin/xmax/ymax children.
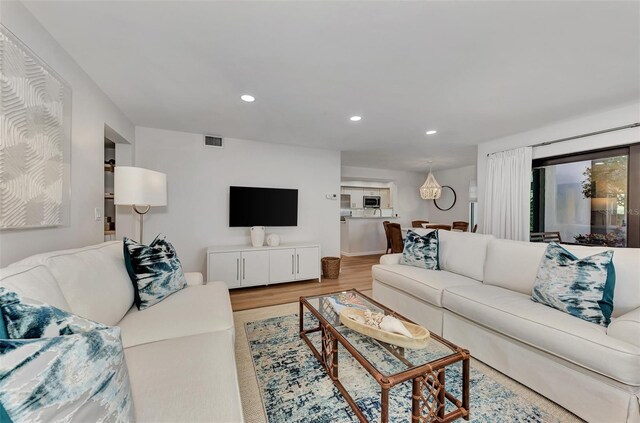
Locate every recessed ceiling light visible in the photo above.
<box><xmin>425</xmin><ymin>130</ymin><xmax>437</xmax><ymax>135</ymax></box>
<box><xmin>240</xmin><ymin>94</ymin><xmax>255</xmax><ymax>102</ymax></box>
<box><xmin>350</xmin><ymin>116</ymin><xmax>362</xmax><ymax>122</ymax></box>
<box><xmin>595</xmin><ymin>161</ymin><xmax>605</xmax><ymax>165</ymax></box>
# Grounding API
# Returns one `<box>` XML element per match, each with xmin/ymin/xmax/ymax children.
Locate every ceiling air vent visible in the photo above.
<box><xmin>204</xmin><ymin>135</ymin><xmax>223</xmax><ymax>148</ymax></box>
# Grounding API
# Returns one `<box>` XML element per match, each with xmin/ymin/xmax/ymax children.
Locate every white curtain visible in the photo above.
<box><xmin>483</xmin><ymin>147</ymin><xmax>532</xmax><ymax>241</ymax></box>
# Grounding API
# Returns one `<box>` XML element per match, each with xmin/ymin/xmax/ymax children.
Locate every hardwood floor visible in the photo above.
<box><xmin>229</xmin><ymin>254</ymin><xmax>381</xmax><ymax>311</ymax></box>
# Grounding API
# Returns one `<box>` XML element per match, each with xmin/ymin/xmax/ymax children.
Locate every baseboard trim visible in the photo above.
<box><xmin>341</xmin><ymin>250</ymin><xmax>386</xmax><ymax>257</ymax></box>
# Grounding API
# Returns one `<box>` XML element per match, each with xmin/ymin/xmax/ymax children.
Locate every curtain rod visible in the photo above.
<box><xmin>486</xmin><ymin>122</ymin><xmax>640</xmax><ymax>157</ymax></box>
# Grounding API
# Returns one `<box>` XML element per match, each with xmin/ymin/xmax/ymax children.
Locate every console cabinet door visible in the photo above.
<box><xmin>208</xmin><ymin>252</ymin><xmax>241</xmax><ymax>289</ymax></box>
<box><xmin>295</xmin><ymin>247</ymin><xmax>320</xmax><ymax>280</ymax></box>
<box><xmin>269</xmin><ymin>248</ymin><xmax>296</xmax><ymax>283</ymax></box>
<box><xmin>241</xmin><ymin>250</ymin><xmax>270</xmax><ymax>287</ymax></box>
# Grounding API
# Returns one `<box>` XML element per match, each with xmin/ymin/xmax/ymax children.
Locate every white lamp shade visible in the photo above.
<box><xmin>114</xmin><ymin>166</ymin><xmax>167</xmax><ymax>206</ymax></box>
<box><xmin>469</xmin><ymin>180</ymin><xmax>478</xmax><ymax>202</ymax></box>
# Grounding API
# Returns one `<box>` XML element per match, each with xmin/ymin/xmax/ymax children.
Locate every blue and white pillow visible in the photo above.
<box><xmin>401</xmin><ymin>230</ymin><xmax>440</xmax><ymax>270</ymax></box>
<box><xmin>124</xmin><ymin>234</ymin><xmax>188</xmax><ymax>310</ymax></box>
<box><xmin>531</xmin><ymin>243</ymin><xmax>615</xmax><ymax>326</ymax></box>
<box><xmin>0</xmin><ymin>288</ymin><xmax>135</xmax><ymax>422</ymax></box>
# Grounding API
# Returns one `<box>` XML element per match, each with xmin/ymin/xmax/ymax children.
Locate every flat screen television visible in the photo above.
<box><xmin>229</xmin><ymin>186</ymin><xmax>298</xmax><ymax>227</ymax></box>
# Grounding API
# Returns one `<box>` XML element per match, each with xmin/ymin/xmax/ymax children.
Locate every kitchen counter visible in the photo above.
<box><xmin>343</xmin><ymin>216</ymin><xmax>398</xmax><ymax>220</ymax></box>
<box><xmin>340</xmin><ymin>217</ymin><xmax>398</xmax><ymax>256</ymax></box>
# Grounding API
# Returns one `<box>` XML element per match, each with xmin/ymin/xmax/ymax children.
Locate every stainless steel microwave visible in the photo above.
<box><xmin>363</xmin><ymin>196</ymin><xmax>381</xmax><ymax>208</ymax></box>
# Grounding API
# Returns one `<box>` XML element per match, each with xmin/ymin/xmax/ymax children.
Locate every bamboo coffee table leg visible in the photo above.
<box><xmin>380</xmin><ymin>386</ymin><xmax>389</xmax><ymax>423</ymax></box>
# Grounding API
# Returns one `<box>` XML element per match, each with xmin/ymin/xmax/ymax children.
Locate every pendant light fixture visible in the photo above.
<box><xmin>420</xmin><ymin>161</ymin><xmax>442</xmax><ymax>200</ymax></box>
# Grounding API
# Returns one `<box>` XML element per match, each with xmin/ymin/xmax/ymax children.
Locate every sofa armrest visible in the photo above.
<box><xmin>184</xmin><ymin>272</ymin><xmax>204</xmax><ymax>286</ymax></box>
<box><xmin>607</xmin><ymin>307</ymin><xmax>640</xmax><ymax>348</ymax></box>
<box><xmin>379</xmin><ymin>254</ymin><xmax>402</xmax><ymax>265</ymax></box>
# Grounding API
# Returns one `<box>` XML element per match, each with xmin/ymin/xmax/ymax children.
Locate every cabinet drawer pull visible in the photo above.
<box><xmin>297</xmin><ymin>254</ymin><xmax>300</xmax><ymax>274</ymax></box>
<box><xmin>292</xmin><ymin>255</ymin><xmax>295</xmax><ymax>275</ymax></box>
<box><xmin>243</xmin><ymin>258</ymin><xmax>246</xmax><ymax>280</ymax></box>
<box><xmin>236</xmin><ymin>258</ymin><xmax>239</xmax><ymax>280</ymax></box>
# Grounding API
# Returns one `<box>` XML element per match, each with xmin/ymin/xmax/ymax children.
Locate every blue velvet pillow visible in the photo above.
<box><xmin>124</xmin><ymin>234</ymin><xmax>188</xmax><ymax>310</ymax></box>
<box><xmin>531</xmin><ymin>243</ymin><xmax>615</xmax><ymax>326</ymax></box>
<box><xmin>401</xmin><ymin>229</ymin><xmax>440</xmax><ymax>270</ymax></box>
<box><xmin>0</xmin><ymin>288</ymin><xmax>134</xmax><ymax>422</ymax></box>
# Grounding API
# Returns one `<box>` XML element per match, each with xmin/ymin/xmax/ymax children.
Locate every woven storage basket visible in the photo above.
<box><xmin>321</xmin><ymin>257</ymin><xmax>341</xmax><ymax>279</ymax></box>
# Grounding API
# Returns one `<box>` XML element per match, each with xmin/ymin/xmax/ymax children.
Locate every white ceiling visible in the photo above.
<box><xmin>24</xmin><ymin>1</ymin><xmax>640</xmax><ymax>172</ymax></box>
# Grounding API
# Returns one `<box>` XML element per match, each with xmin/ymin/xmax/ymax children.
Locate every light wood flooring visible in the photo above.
<box><xmin>229</xmin><ymin>254</ymin><xmax>381</xmax><ymax>311</ymax></box>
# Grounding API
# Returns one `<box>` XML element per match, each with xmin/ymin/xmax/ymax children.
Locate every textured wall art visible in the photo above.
<box><xmin>0</xmin><ymin>24</ymin><xmax>71</xmax><ymax>229</ymax></box>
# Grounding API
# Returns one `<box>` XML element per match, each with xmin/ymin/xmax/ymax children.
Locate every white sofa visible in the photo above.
<box><xmin>0</xmin><ymin>241</ymin><xmax>244</xmax><ymax>423</ymax></box>
<box><xmin>372</xmin><ymin>230</ymin><xmax>640</xmax><ymax>423</ymax></box>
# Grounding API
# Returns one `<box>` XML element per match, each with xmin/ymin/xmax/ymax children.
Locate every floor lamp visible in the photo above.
<box><xmin>114</xmin><ymin>166</ymin><xmax>167</xmax><ymax>243</ymax></box>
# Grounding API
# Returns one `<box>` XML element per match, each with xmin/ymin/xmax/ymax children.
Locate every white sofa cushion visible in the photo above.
<box><xmin>442</xmin><ymin>284</ymin><xmax>640</xmax><ymax>386</ymax></box>
<box><xmin>372</xmin><ymin>264</ymin><xmax>480</xmax><ymax>307</ymax></box>
<box><xmin>0</xmin><ymin>265</ymin><xmax>70</xmax><ymax>311</ymax></box>
<box><xmin>438</xmin><ymin>230</ymin><xmax>494</xmax><ymax>281</ymax></box>
<box><xmin>484</xmin><ymin>240</ymin><xmax>640</xmax><ymax>318</ymax></box>
<box><xmin>608</xmin><ymin>307</ymin><xmax>640</xmax><ymax>348</ymax></box>
<box><xmin>484</xmin><ymin>239</ymin><xmax>547</xmax><ymax>295</ymax></box>
<box><xmin>124</xmin><ymin>330</ymin><xmax>243</xmax><ymax>423</ymax></box>
<box><xmin>117</xmin><ymin>282</ymin><xmax>233</xmax><ymax>348</ymax></box>
<box><xmin>12</xmin><ymin>242</ymin><xmax>134</xmax><ymax>326</ymax></box>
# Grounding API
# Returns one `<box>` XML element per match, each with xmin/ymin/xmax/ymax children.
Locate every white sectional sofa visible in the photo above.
<box><xmin>0</xmin><ymin>241</ymin><xmax>244</xmax><ymax>423</ymax></box>
<box><xmin>372</xmin><ymin>230</ymin><xmax>640</xmax><ymax>423</ymax></box>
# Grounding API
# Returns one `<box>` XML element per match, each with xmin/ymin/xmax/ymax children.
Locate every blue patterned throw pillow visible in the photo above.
<box><xmin>401</xmin><ymin>229</ymin><xmax>440</xmax><ymax>270</ymax></box>
<box><xmin>124</xmin><ymin>234</ymin><xmax>188</xmax><ymax>310</ymax></box>
<box><xmin>0</xmin><ymin>288</ymin><xmax>135</xmax><ymax>422</ymax></box>
<box><xmin>531</xmin><ymin>243</ymin><xmax>615</xmax><ymax>326</ymax></box>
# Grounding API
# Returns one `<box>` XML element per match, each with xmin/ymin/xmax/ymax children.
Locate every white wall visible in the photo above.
<box><xmin>477</xmin><ymin>102</ymin><xmax>640</xmax><ymax>232</ymax></box>
<box><xmin>426</xmin><ymin>165</ymin><xmax>476</xmax><ymax>226</ymax></box>
<box><xmin>134</xmin><ymin>127</ymin><xmax>341</xmax><ymax>274</ymax></box>
<box><xmin>341</xmin><ymin>166</ymin><xmax>428</xmax><ymax>226</ymax></box>
<box><xmin>0</xmin><ymin>2</ymin><xmax>135</xmax><ymax>266</ymax></box>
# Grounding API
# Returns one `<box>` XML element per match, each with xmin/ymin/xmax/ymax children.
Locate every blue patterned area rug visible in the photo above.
<box><xmin>245</xmin><ymin>313</ymin><xmax>574</xmax><ymax>423</ymax></box>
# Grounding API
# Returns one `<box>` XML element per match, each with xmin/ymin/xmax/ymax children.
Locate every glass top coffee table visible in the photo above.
<box><xmin>299</xmin><ymin>289</ymin><xmax>470</xmax><ymax>422</ymax></box>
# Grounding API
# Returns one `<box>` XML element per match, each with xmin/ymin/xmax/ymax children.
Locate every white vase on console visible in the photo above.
<box><xmin>250</xmin><ymin>226</ymin><xmax>266</xmax><ymax>247</ymax></box>
<box><xmin>266</xmin><ymin>233</ymin><xmax>280</xmax><ymax>247</ymax></box>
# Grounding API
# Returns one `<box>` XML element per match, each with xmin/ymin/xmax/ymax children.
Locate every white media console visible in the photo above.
<box><xmin>206</xmin><ymin>243</ymin><xmax>321</xmax><ymax>289</ymax></box>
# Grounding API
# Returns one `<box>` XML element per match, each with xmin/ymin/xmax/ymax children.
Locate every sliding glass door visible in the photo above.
<box><xmin>531</xmin><ymin>144</ymin><xmax>639</xmax><ymax>247</ymax></box>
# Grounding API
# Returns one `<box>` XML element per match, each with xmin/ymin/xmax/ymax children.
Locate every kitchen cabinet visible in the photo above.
<box><xmin>380</xmin><ymin>189</ymin><xmax>391</xmax><ymax>208</ymax></box>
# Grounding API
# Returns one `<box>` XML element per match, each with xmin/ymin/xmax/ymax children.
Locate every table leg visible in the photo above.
<box><xmin>381</xmin><ymin>386</ymin><xmax>389</xmax><ymax>423</ymax></box>
<box><xmin>299</xmin><ymin>300</ymin><xmax>303</xmax><ymax>334</ymax></box>
<box><xmin>463</xmin><ymin>356</ymin><xmax>470</xmax><ymax>421</ymax></box>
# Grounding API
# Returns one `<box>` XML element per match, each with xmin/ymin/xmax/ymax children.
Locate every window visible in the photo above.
<box><xmin>531</xmin><ymin>144</ymin><xmax>640</xmax><ymax>248</ymax></box>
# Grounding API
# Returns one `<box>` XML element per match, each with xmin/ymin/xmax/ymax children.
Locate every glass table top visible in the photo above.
<box><xmin>302</xmin><ymin>290</ymin><xmax>456</xmax><ymax>377</ymax></box>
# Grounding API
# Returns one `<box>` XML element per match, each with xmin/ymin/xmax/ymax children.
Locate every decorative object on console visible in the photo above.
<box><xmin>434</xmin><ymin>185</ymin><xmax>457</xmax><ymax>211</ymax></box>
<box><xmin>401</xmin><ymin>229</ymin><xmax>440</xmax><ymax>270</ymax></box>
<box><xmin>114</xmin><ymin>166</ymin><xmax>167</xmax><ymax>243</ymax></box>
<box><xmin>419</xmin><ymin>161</ymin><xmax>441</xmax><ymax>200</ymax></box>
<box><xmin>531</xmin><ymin>242</ymin><xmax>615</xmax><ymax>326</ymax></box>
<box><xmin>0</xmin><ymin>25</ymin><xmax>71</xmax><ymax>230</ymax></box>
<box><xmin>0</xmin><ymin>288</ymin><xmax>134</xmax><ymax>422</ymax></box>
<box><xmin>123</xmin><ymin>234</ymin><xmax>187</xmax><ymax>310</ymax></box>
<box><xmin>251</xmin><ymin>226</ymin><xmax>266</xmax><ymax>247</ymax></box>
<box><xmin>266</xmin><ymin>233</ymin><xmax>280</xmax><ymax>247</ymax></box>
<box><xmin>339</xmin><ymin>308</ymin><xmax>430</xmax><ymax>349</ymax></box>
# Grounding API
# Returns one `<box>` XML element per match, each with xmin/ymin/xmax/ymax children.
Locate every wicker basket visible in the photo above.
<box><xmin>321</xmin><ymin>257</ymin><xmax>341</xmax><ymax>279</ymax></box>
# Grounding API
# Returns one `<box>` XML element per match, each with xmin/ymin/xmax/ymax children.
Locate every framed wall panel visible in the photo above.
<box><xmin>0</xmin><ymin>24</ymin><xmax>71</xmax><ymax>230</ymax></box>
